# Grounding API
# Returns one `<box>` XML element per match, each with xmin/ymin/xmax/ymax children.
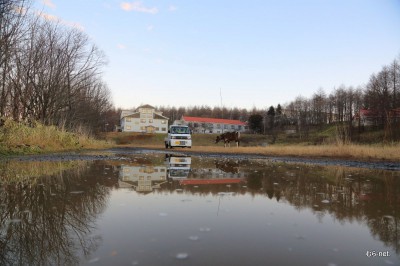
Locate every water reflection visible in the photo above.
<box><xmin>0</xmin><ymin>160</ymin><xmax>118</xmax><ymax>265</ymax></box>
<box><xmin>165</xmin><ymin>154</ymin><xmax>191</xmax><ymax>180</ymax></box>
<box><xmin>0</xmin><ymin>155</ymin><xmax>399</xmax><ymax>265</ymax></box>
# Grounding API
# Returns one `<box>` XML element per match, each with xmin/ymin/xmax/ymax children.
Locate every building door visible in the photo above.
<box><xmin>146</xmin><ymin>126</ymin><xmax>155</xmax><ymax>133</ymax></box>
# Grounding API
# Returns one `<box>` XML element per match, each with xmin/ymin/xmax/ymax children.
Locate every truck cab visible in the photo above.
<box><xmin>165</xmin><ymin>125</ymin><xmax>192</xmax><ymax>148</ymax></box>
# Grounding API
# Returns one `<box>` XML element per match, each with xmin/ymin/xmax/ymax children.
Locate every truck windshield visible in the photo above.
<box><xmin>170</xmin><ymin>127</ymin><xmax>190</xmax><ymax>134</ymax></box>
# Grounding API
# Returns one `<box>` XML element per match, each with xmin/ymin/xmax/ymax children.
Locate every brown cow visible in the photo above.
<box><xmin>215</xmin><ymin>131</ymin><xmax>240</xmax><ymax>147</ymax></box>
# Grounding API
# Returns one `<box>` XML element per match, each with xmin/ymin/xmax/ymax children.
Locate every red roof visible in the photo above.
<box><xmin>182</xmin><ymin>116</ymin><xmax>246</xmax><ymax>125</ymax></box>
<box><xmin>180</xmin><ymin>178</ymin><xmax>244</xmax><ymax>185</ymax></box>
<box><xmin>358</xmin><ymin>108</ymin><xmax>400</xmax><ymax>118</ymax></box>
<box><xmin>359</xmin><ymin>109</ymin><xmax>380</xmax><ymax>117</ymax></box>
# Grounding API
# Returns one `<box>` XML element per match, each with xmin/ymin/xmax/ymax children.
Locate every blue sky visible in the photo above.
<box><xmin>34</xmin><ymin>0</ymin><xmax>400</xmax><ymax>109</ymax></box>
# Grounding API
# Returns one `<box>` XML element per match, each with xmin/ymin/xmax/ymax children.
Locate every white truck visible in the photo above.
<box><xmin>164</xmin><ymin>125</ymin><xmax>192</xmax><ymax>148</ymax></box>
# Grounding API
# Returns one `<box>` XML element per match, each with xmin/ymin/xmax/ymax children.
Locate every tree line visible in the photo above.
<box><xmin>0</xmin><ymin>0</ymin><xmax>112</xmax><ymax>133</ymax></box>
<box><xmin>146</xmin><ymin>56</ymin><xmax>400</xmax><ymax>142</ymax></box>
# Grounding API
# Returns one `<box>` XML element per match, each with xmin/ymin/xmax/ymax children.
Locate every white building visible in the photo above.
<box><xmin>119</xmin><ymin>165</ymin><xmax>167</xmax><ymax>192</ymax></box>
<box><xmin>174</xmin><ymin>116</ymin><xmax>248</xmax><ymax>134</ymax></box>
<box><xmin>120</xmin><ymin>104</ymin><xmax>169</xmax><ymax>133</ymax></box>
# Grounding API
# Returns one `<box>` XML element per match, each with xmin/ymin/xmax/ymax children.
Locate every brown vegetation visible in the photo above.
<box><xmin>106</xmin><ymin>132</ymin><xmax>400</xmax><ymax>162</ymax></box>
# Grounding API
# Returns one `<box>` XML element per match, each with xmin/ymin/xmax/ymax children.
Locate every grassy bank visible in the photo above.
<box><xmin>0</xmin><ymin>120</ymin><xmax>112</xmax><ymax>155</ymax></box>
<box><xmin>1</xmin><ymin>122</ymin><xmax>398</xmax><ymax>162</ymax></box>
<box><xmin>105</xmin><ymin>132</ymin><xmax>400</xmax><ymax>162</ymax></box>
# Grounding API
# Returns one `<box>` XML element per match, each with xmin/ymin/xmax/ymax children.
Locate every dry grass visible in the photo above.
<box><xmin>0</xmin><ymin>120</ymin><xmax>112</xmax><ymax>155</ymax></box>
<box><xmin>107</xmin><ymin>132</ymin><xmax>400</xmax><ymax>161</ymax></box>
<box><xmin>122</xmin><ymin>142</ymin><xmax>400</xmax><ymax>162</ymax></box>
<box><xmin>0</xmin><ymin>160</ymin><xmax>89</xmax><ymax>183</ymax></box>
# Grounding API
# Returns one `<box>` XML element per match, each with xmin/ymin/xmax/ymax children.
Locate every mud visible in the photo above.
<box><xmin>2</xmin><ymin>147</ymin><xmax>399</xmax><ymax>171</ymax></box>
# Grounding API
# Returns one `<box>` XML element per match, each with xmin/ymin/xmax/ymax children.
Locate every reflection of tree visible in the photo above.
<box><xmin>158</xmin><ymin>160</ymin><xmax>400</xmax><ymax>254</ymax></box>
<box><xmin>0</xmin><ymin>160</ymin><xmax>117</xmax><ymax>265</ymax></box>
<box><xmin>245</xmin><ymin>165</ymin><xmax>400</xmax><ymax>254</ymax></box>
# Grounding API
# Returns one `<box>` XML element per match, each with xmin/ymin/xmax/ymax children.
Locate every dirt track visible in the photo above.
<box><xmin>2</xmin><ymin>147</ymin><xmax>399</xmax><ymax>171</ymax></box>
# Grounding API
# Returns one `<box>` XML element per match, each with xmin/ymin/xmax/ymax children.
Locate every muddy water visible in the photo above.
<box><xmin>1</xmin><ymin>154</ymin><xmax>400</xmax><ymax>266</ymax></box>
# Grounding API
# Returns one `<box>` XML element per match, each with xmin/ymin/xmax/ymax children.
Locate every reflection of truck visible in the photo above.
<box><xmin>164</xmin><ymin>125</ymin><xmax>192</xmax><ymax>148</ymax></box>
<box><xmin>165</xmin><ymin>154</ymin><xmax>191</xmax><ymax>180</ymax></box>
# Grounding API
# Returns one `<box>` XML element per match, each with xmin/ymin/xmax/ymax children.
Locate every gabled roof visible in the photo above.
<box><xmin>154</xmin><ymin>113</ymin><xmax>169</xmax><ymax>120</ymax></box>
<box><xmin>136</xmin><ymin>104</ymin><xmax>155</xmax><ymax>110</ymax></box>
<box><xmin>359</xmin><ymin>109</ymin><xmax>380</xmax><ymax>117</ymax></box>
<box><xmin>182</xmin><ymin>116</ymin><xmax>246</xmax><ymax>125</ymax></box>
<box><xmin>356</xmin><ymin>108</ymin><xmax>400</xmax><ymax>119</ymax></box>
<box><xmin>121</xmin><ymin>112</ymin><xmax>168</xmax><ymax>120</ymax></box>
<box><xmin>390</xmin><ymin>108</ymin><xmax>400</xmax><ymax>116</ymax></box>
<box><xmin>120</xmin><ymin>110</ymin><xmax>136</xmax><ymax>119</ymax></box>
<box><xmin>123</xmin><ymin>112</ymin><xmax>140</xmax><ymax>118</ymax></box>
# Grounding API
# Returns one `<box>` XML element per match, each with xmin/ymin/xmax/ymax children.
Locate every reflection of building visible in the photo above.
<box><xmin>120</xmin><ymin>104</ymin><xmax>169</xmax><ymax>133</ymax></box>
<box><xmin>119</xmin><ymin>165</ymin><xmax>167</xmax><ymax>192</ymax></box>
<box><xmin>165</xmin><ymin>154</ymin><xmax>191</xmax><ymax>180</ymax></box>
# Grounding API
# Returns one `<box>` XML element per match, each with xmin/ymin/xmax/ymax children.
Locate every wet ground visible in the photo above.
<box><xmin>1</xmin><ymin>148</ymin><xmax>400</xmax><ymax>265</ymax></box>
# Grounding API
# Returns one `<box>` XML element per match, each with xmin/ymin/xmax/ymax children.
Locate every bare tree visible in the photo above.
<box><xmin>5</xmin><ymin>14</ymin><xmax>111</xmax><ymax>132</ymax></box>
<box><xmin>0</xmin><ymin>0</ymin><xmax>30</xmax><ymax>117</ymax></box>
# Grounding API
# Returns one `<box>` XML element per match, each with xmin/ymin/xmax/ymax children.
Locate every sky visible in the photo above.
<box><xmin>34</xmin><ymin>0</ymin><xmax>400</xmax><ymax>110</ymax></box>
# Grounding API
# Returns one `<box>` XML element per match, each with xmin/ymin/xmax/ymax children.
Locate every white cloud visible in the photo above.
<box><xmin>37</xmin><ymin>12</ymin><xmax>85</xmax><ymax>31</ymax></box>
<box><xmin>168</xmin><ymin>5</ymin><xmax>177</xmax><ymax>12</ymax></box>
<box><xmin>147</xmin><ymin>25</ymin><xmax>154</xmax><ymax>31</ymax></box>
<box><xmin>65</xmin><ymin>22</ymin><xmax>85</xmax><ymax>31</ymax></box>
<box><xmin>40</xmin><ymin>12</ymin><xmax>59</xmax><ymax>22</ymax></box>
<box><xmin>42</xmin><ymin>0</ymin><xmax>56</xmax><ymax>9</ymax></box>
<box><xmin>120</xmin><ymin>1</ymin><xmax>158</xmax><ymax>14</ymax></box>
<box><xmin>117</xmin><ymin>44</ymin><xmax>127</xmax><ymax>50</ymax></box>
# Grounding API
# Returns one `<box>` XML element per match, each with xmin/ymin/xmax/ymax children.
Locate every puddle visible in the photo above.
<box><xmin>0</xmin><ymin>153</ymin><xmax>399</xmax><ymax>265</ymax></box>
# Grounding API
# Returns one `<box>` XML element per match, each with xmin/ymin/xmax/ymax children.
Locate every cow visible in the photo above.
<box><xmin>215</xmin><ymin>131</ymin><xmax>240</xmax><ymax>147</ymax></box>
<box><xmin>215</xmin><ymin>160</ymin><xmax>240</xmax><ymax>173</ymax></box>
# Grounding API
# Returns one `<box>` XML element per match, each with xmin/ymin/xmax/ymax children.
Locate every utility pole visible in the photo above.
<box><xmin>220</xmin><ymin>88</ymin><xmax>224</xmax><ymax>133</ymax></box>
<box><xmin>220</xmin><ymin>88</ymin><xmax>223</xmax><ymax>118</ymax></box>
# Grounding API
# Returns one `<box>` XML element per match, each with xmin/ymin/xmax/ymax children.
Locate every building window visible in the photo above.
<box><xmin>231</xmin><ymin>125</ymin><xmax>235</xmax><ymax>129</ymax></box>
<box><xmin>140</xmin><ymin>126</ymin><xmax>145</xmax><ymax>130</ymax></box>
<box><xmin>238</xmin><ymin>125</ymin><xmax>242</xmax><ymax>130</ymax></box>
<box><xmin>162</xmin><ymin>127</ymin><xmax>166</xmax><ymax>131</ymax></box>
<box><xmin>217</xmin><ymin>124</ymin><xmax>221</xmax><ymax>129</ymax></box>
<box><xmin>224</xmin><ymin>125</ymin><xmax>228</xmax><ymax>129</ymax></box>
<box><xmin>156</xmin><ymin>127</ymin><xmax>160</xmax><ymax>131</ymax></box>
<box><xmin>140</xmin><ymin>119</ymin><xmax>146</xmax><ymax>123</ymax></box>
<box><xmin>126</xmin><ymin>126</ymin><xmax>131</xmax><ymax>130</ymax></box>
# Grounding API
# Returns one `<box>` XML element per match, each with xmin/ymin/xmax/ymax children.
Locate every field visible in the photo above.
<box><xmin>104</xmin><ymin>131</ymin><xmax>400</xmax><ymax>162</ymax></box>
<box><xmin>1</xmin><ymin>121</ymin><xmax>398</xmax><ymax>162</ymax></box>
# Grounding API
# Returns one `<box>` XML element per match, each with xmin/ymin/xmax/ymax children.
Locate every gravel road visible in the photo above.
<box><xmin>2</xmin><ymin>147</ymin><xmax>399</xmax><ymax>171</ymax></box>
